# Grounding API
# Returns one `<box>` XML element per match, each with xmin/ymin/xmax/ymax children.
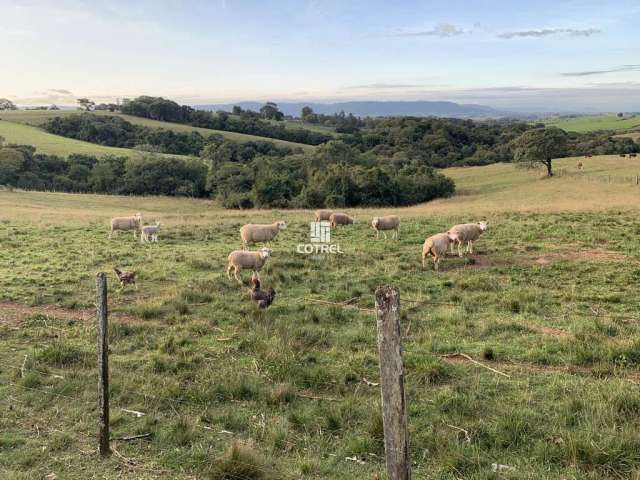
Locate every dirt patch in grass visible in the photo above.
<box><xmin>527</xmin><ymin>324</ymin><xmax>572</xmax><ymax>338</ymax></box>
<box><xmin>534</xmin><ymin>248</ymin><xmax>635</xmax><ymax>266</ymax></box>
<box><xmin>0</xmin><ymin>302</ymin><xmax>135</xmax><ymax>327</ymax></box>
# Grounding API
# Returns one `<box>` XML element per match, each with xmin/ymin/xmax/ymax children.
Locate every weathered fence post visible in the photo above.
<box><xmin>636</xmin><ymin>175</ymin><xmax>639</xmax><ymax>185</ymax></box>
<box><xmin>375</xmin><ymin>286</ymin><xmax>411</xmax><ymax>480</ymax></box>
<box><xmin>96</xmin><ymin>272</ymin><xmax>110</xmax><ymax>457</ymax></box>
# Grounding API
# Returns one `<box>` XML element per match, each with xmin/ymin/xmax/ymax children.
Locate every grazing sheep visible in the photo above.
<box><xmin>630</xmin><ymin>153</ymin><xmax>638</xmax><ymax>158</ymax></box>
<box><xmin>371</xmin><ymin>215</ymin><xmax>400</xmax><ymax>239</ymax></box>
<box><xmin>329</xmin><ymin>212</ymin><xmax>354</xmax><ymax>228</ymax></box>
<box><xmin>240</xmin><ymin>221</ymin><xmax>287</xmax><ymax>249</ymax></box>
<box><xmin>447</xmin><ymin>221</ymin><xmax>488</xmax><ymax>257</ymax></box>
<box><xmin>422</xmin><ymin>233</ymin><xmax>453</xmax><ymax>270</ymax></box>
<box><xmin>109</xmin><ymin>213</ymin><xmax>142</xmax><ymax>239</ymax></box>
<box><xmin>577</xmin><ymin>161</ymin><xmax>583</xmax><ymax>170</ymax></box>
<box><xmin>314</xmin><ymin>209</ymin><xmax>334</xmax><ymax>222</ymax></box>
<box><xmin>140</xmin><ymin>222</ymin><xmax>161</xmax><ymax>243</ymax></box>
<box><xmin>227</xmin><ymin>247</ymin><xmax>272</xmax><ymax>285</ymax></box>
<box><xmin>620</xmin><ymin>154</ymin><xmax>627</xmax><ymax>158</ymax></box>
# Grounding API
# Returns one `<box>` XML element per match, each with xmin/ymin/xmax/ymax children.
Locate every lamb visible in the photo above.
<box><xmin>422</xmin><ymin>233</ymin><xmax>453</xmax><ymax>270</ymax></box>
<box><xmin>240</xmin><ymin>221</ymin><xmax>287</xmax><ymax>249</ymax></box>
<box><xmin>329</xmin><ymin>212</ymin><xmax>354</xmax><ymax>228</ymax></box>
<box><xmin>109</xmin><ymin>213</ymin><xmax>142</xmax><ymax>239</ymax></box>
<box><xmin>227</xmin><ymin>247</ymin><xmax>272</xmax><ymax>285</ymax></box>
<box><xmin>447</xmin><ymin>221</ymin><xmax>488</xmax><ymax>257</ymax></box>
<box><xmin>314</xmin><ymin>209</ymin><xmax>334</xmax><ymax>222</ymax></box>
<box><xmin>371</xmin><ymin>215</ymin><xmax>400</xmax><ymax>239</ymax></box>
<box><xmin>140</xmin><ymin>222</ymin><xmax>161</xmax><ymax>243</ymax></box>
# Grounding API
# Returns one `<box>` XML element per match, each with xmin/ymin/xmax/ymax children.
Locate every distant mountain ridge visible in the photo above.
<box><xmin>195</xmin><ymin>100</ymin><xmax>514</xmax><ymax>119</ymax></box>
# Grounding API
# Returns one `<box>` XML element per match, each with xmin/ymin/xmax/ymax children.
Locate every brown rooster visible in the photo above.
<box><xmin>250</xmin><ymin>273</ymin><xmax>275</xmax><ymax>309</ymax></box>
<box><xmin>113</xmin><ymin>267</ymin><xmax>137</xmax><ymax>290</ymax></box>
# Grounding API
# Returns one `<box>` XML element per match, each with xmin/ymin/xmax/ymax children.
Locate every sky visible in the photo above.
<box><xmin>1</xmin><ymin>0</ymin><xmax>639</xmax><ymax>112</ymax></box>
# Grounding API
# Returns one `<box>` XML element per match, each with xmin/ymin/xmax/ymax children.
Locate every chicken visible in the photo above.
<box><xmin>249</xmin><ymin>273</ymin><xmax>275</xmax><ymax>309</ymax></box>
<box><xmin>113</xmin><ymin>267</ymin><xmax>137</xmax><ymax>290</ymax></box>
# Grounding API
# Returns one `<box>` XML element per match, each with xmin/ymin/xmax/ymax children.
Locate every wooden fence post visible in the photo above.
<box><xmin>375</xmin><ymin>286</ymin><xmax>411</xmax><ymax>480</ymax></box>
<box><xmin>96</xmin><ymin>272</ymin><xmax>110</xmax><ymax>457</ymax></box>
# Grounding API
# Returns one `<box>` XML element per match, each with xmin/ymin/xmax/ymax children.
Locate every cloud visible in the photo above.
<box><xmin>48</xmin><ymin>89</ymin><xmax>73</xmax><ymax>95</ymax></box>
<box><xmin>561</xmin><ymin>64</ymin><xmax>640</xmax><ymax>76</ymax></box>
<box><xmin>393</xmin><ymin>23</ymin><xmax>465</xmax><ymax>37</ymax></box>
<box><xmin>498</xmin><ymin>27</ymin><xmax>600</xmax><ymax>39</ymax></box>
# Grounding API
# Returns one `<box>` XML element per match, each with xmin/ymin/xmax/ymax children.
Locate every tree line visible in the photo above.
<box><xmin>120</xmin><ymin>96</ymin><xmax>332</xmax><ymax>146</ymax></box>
<box><xmin>43</xmin><ymin>114</ymin><xmax>223</xmax><ymax>156</ymax></box>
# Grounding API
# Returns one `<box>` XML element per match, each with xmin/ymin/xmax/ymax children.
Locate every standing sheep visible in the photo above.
<box><xmin>227</xmin><ymin>247</ymin><xmax>272</xmax><ymax>285</ymax></box>
<box><xmin>109</xmin><ymin>213</ymin><xmax>142</xmax><ymax>239</ymax></box>
<box><xmin>314</xmin><ymin>209</ymin><xmax>334</xmax><ymax>222</ymax></box>
<box><xmin>422</xmin><ymin>233</ymin><xmax>453</xmax><ymax>270</ymax></box>
<box><xmin>447</xmin><ymin>221</ymin><xmax>488</xmax><ymax>257</ymax></box>
<box><xmin>240</xmin><ymin>221</ymin><xmax>287</xmax><ymax>249</ymax></box>
<box><xmin>371</xmin><ymin>215</ymin><xmax>400</xmax><ymax>239</ymax></box>
<box><xmin>140</xmin><ymin>222</ymin><xmax>161</xmax><ymax>243</ymax></box>
<box><xmin>329</xmin><ymin>212</ymin><xmax>354</xmax><ymax>228</ymax></box>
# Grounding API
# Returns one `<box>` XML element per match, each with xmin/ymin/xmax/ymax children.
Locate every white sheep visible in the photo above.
<box><xmin>329</xmin><ymin>212</ymin><xmax>354</xmax><ymax>228</ymax></box>
<box><xmin>140</xmin><ymin>222</ymin><xmax>161</xmax><ymax>243</ymax></box>
<box><xmin>422</xmin><ymin>233</ymin><xmax>454</xmax><ymax>270</ymax></box>
<box><xmin>240</xmin><ymin>221</ymin><xmax>287</xmax><ymax>250</ymax></box>
<box><xmin>109</xmin><ymin>213</ymin><xmax>142</xmax><ymax>239</ymax></box>
<box><xmin>314</xmin><ymin>209</ymin><xmax>334</xmax><ymax>222</ymax></box>
<box><xmin>371</xmin><ymin>215</ymin><xmax>400</xmax><ymax>239</ymax></box>
<box><xmin>227</xmin><ymin>247</ymin><xmax>272</xmax><ymax>284</ymax></box>
<box><xmin>447</xmin><ymin>221</ymin><xmax>488</xmax><ymax>257</ymax></box>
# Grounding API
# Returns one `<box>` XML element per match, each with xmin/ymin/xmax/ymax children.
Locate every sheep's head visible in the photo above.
<box><xmin>478</xmin><ymin>221</ymin><xmax>488</xmax><ymax>231</ymax></box>
<box><xmin>276</xmin><ymin>221</ymin><xmax>287</xmax><ymax>230</ymax></box>
<box><xmin>259</xmin><ymin>247</ymin><xmax>273</xmax><ymax>259</ymax></box>
<box><xmin>134</xmin><ymin>213</ymin><xmax>143</xmax><ymax>223</ymax></box>
<box><xmin>156</xmin><ymin>222</ymin><xmax>161</xmax><ymax>229</ymax></box>
<box><xmin>446</xmin><ymin>232</ymin><xmax>458</xmax><ymax>243</ymax></box>
<box><xmin>371</xmin><ymin>217</ymin><xmax>379</xmax><ymax>229</ymax></box>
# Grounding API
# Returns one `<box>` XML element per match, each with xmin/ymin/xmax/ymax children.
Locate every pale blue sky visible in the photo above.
<box><xmin>1</xmin><ymin>0</ymin><xmax>639</xmax><ymax>111</ymax></box>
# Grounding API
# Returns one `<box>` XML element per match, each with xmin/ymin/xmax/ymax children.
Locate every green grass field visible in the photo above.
<box><xmin>0</xmin><ymin>110</ymin><xmax>316</xmax><ymax>152</ymax></box>
<box><xmin>0</xmin><ymin>120</ymin><xmax>175</xmax><ymax>159</ymax></box>
<box><xmin>541</xmin><ymin>114</ymin><xmax>640</xmax><ymax>133</ymax></box>
<box><xmin>2</xmin><ymin>155</ymin><xmax>640</xmax><ymax>479</ymax></box>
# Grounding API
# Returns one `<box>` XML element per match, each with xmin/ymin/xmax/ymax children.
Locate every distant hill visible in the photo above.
<box><xmin>196</xmin><ymin>100</ymin><xmax>512</xmax><ymax>119</ymax></box>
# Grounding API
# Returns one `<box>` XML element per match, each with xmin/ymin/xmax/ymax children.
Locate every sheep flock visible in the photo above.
<box><xmin>108</xmin><ymin>209</ymin><xmax>489</xmax><ymax>301</ymax></box>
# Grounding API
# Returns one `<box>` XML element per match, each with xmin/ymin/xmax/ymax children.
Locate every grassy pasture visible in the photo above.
<box><xmin>542</xmin><ymin>114</ymin><xmax>640</xmax><ymax>133</ymax></box>
<box><xmin>0</xmin><ymin>120</ymin><xmax>174</xmax><ymax>159</ymax></box>
<box><xmin>0</xmin><ymin>110</ymin><xmax>316</xmax><ymax>152</ymax></box>
<box><xmin>2</xmin><ymin>156</ymin><xmax>640</xmax><ymax>479</ymax></box>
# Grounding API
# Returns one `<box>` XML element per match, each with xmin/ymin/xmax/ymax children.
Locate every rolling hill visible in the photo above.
<box><xmin>542</xmin><ymin>114</ymin><xmax>640</xmax><ymax>133</ymax></box>
<box><xmin>198</xmin><ymin>100</ymin><xmax>511</xmax><ymax>118</ymax></box>
<box><xmin>0</xmin><ymin>110</ymin><xmax>317</xmax><ymax>152</ymax></box>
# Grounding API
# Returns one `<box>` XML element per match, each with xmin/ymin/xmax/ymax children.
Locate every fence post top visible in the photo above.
<box><xmin>375</xmin><ymin>286</ymin><xmax>400</xmax><ymax>313</ymax></box>
<box><xmin>96</xmin><ymin>271</ymin><xmax>106</xmax><ymax>279</ymax></box>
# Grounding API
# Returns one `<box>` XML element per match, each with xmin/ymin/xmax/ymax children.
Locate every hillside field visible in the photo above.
<box><xmin>2</xmin><ymin>155</ymin><xmax>640</xmax><ymax>479</ymax></box>
<box><xmin>0</xmin><ymin>110</ymin><xmax>316</xmax><ymax>152</ymax></box>
<box><xmin>542</xmin><ymin>114</ymin><xmax>640</xmax><ymax>133</ymax></box>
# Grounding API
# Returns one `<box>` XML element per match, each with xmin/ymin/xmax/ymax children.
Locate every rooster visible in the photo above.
<box><xmin>249</xmin><ymin>273</ymin><xmax>275</xmax><ymax>309</ymax></box>
<box><xmin>113</xmin><ymin>267</ymin><xmax>137</xmax><ymax>290</ymax></box>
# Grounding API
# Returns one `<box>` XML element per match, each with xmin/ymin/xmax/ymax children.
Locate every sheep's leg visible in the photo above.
<box><xmin>233</xmin><ymin>267</ymin><xmax>243</xmax><ymax>285</ymax></box>
<box><xmin>375</xmin><ymin>230</ymin><xmax>379</xmax><ymax>240</ymax></box>
<box><xmin>457</xmin><ymin>241</ymin><xmax>464</xmax><ymax>258</ymax></box>
<box><xmin>226</xmin><ymin>264</ymin><xmax>233</xmax><ymax>281</ymax></box>
<box><xmin>422</xmin><ymin>253</ymin><xmax>426</xmax><ymax>268</ymax></box>
<box><xmin>434</xmin><ymin>255</ymin><xmax>440</xmax><ymax>271</ymax></box>
<box><xmin>394</xmin><ymin>228</ymin><xmax>399</xmax><ymax>240</ymax></box>
<box><xmin>383</xmin><ymin>231</ymin><xmax>388</xmax><ymax>240</ymax></box>
<box><xmin>468</xmin><ymin>241</ymin><xmax>473</xmax><ymax>254</ymax></box>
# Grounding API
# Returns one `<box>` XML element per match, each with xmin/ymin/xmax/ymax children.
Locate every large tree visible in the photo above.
<box><xmin>0</xmin><ymin>98</ymin><xmax>17</xmax><ymax>110</ymax></box>
<box><xmin>77</xmin><ymin>98</ymin><xmax>95</xmax><ymax>111</ymax></box>
<box><xmin>511</xmin><ymin>127</ymin><xmax>568</xmax><ymax>177</ymax></box>
<box><xmin>260</xmin><ymin>102</ymin><xmax>284</xmax><ymax>121</ymax></box>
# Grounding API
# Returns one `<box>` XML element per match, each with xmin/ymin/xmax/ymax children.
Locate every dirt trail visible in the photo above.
<box><xmin>0</xmin><ymin>301</ymin><xmax>134</xmax><ymax>327</ymax></box>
